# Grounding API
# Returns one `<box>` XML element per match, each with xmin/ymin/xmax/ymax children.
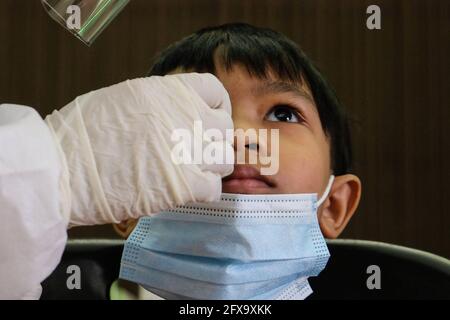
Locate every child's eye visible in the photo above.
<box><xmin>265</xmin><ymin>105</ymin><xmax>303</xmax><ymax>123</ymax></box>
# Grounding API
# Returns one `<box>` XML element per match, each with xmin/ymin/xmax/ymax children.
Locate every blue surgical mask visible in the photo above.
<box><xmin>120</xmin><ymin>176</ymin><xmax>335</xmax><ymax>300</ymax></box>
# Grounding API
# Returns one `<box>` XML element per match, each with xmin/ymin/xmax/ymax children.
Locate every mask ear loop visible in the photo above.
<box><xmin>316</xmin><ymin>175</ymin><xmax>335</xmax><ymax>208</ymax></box>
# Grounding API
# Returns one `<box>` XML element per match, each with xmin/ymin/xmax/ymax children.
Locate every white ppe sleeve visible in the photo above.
<box><xmin>0</xmin><ymin>104</ymin><xmax>68</xmax><ymax>300</ymax></box>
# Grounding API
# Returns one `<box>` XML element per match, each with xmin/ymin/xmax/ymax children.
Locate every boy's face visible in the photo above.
<box><xmin>217</xmin><ymin>63</ymin><xmax>333</xmax><ymax>197</ymax></box>
<box><xmin>115</xmin><ymin>61</ymin><xmax>361</xmax><ymax>239</ymax></box>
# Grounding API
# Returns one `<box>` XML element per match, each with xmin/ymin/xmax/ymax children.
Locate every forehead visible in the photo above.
<box><xmin>214</xmin><ymin>62</ymin><xmax>315</xmax><ymax>103</ymax></box>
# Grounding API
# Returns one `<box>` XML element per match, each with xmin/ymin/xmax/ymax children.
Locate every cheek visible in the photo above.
<box><xmin>274</xmin><ymin>132</ymin><xmax>329</xmax><ymax>193</ymax></box>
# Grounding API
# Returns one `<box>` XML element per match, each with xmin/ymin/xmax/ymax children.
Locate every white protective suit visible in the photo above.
<box><xmin>0</xmin><ymin>73</ymin><xmax>234</xmax><ymax>299</ymax></box>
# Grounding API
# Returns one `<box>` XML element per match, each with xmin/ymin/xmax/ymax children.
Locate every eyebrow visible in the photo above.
<box><xmin>251</xmin><ymin>80</ymin><xmax>315</xmax><ymax>104</ymax></box>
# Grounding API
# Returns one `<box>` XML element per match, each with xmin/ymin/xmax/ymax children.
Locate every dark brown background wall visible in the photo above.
<box><xmin>1</xmin><ymin>0</ymin><xmax>449</xmax><ymax>257</ymax></box>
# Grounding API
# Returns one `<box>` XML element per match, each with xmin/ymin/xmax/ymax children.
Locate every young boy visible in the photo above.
<box><xmin>113</xmin><ymin>22</ymin><xmax>361</xmax><ymax>300</ymax></box>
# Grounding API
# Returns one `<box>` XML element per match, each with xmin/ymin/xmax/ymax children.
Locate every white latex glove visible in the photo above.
<box><xmin>45</xmin><ymin>73</ymin><xmax>234</xmax><ymax>227</ymax></box>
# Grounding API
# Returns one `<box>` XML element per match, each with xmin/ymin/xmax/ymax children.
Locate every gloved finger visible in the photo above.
<box><xmin>199</xmin><ymin>107</ymin><xmax>234</xmax><ymax>140</ymax></box>
<box><xmin>153</xmin><ymin>72</ymin><xmax>234</xmax><ymax>136</ymax></box>
<box><xmin>174</xmin><ymin>73</ymin><xmax>232</xmax><ymax>115</ymax></box>
<box><xmin>190</xmin><ymin>170</ymin><xmax>223</xmax><ymax>203</ymax></box>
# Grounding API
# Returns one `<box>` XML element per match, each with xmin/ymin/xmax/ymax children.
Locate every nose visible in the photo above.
<box><xmin>233</xmin><ymin>120</ymin><xmax>264</xmax><ymax>165</ymax></box>
<box><xmin>232</xmin><ymin>116</ymin><xmax>261</xmax><ymax>149</ymax></box>
<box><xmin>232</xmin><ymin>111</ymin><xmax>274</xmax><ymax>165</ymax></box>
<box><xmin>233</xmin><ymin>127</ymin><xmax>261</xmax><ymax>152</ymax></box>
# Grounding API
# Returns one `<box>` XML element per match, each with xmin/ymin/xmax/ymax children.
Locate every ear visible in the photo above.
<box><xmin>113</xmin><ymin>219</ymin><xmax>138</xmax><ymax>239</ymax></box>
<box><xmin>318</xmin><ymin>174</ymin><xmax>362</xmax><ymax>239</ymax></box>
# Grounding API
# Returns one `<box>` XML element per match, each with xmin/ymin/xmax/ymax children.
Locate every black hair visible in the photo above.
<box><xmin>148</xmin><ymin>23</ymin><xmax>352</xmax><ymax>175</ymax></box>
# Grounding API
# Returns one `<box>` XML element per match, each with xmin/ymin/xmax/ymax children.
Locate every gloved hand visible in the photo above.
<box><xmin>45</xmin><ymin>73</ymin><xmax>234</xmax><ymax>227</ymax></box>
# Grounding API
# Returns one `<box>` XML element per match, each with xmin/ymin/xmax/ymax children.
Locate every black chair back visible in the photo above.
<box><xmin>40</xmin><ymin>239</ymin><xmax>450</xmax><ymax>300</ymax></box>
